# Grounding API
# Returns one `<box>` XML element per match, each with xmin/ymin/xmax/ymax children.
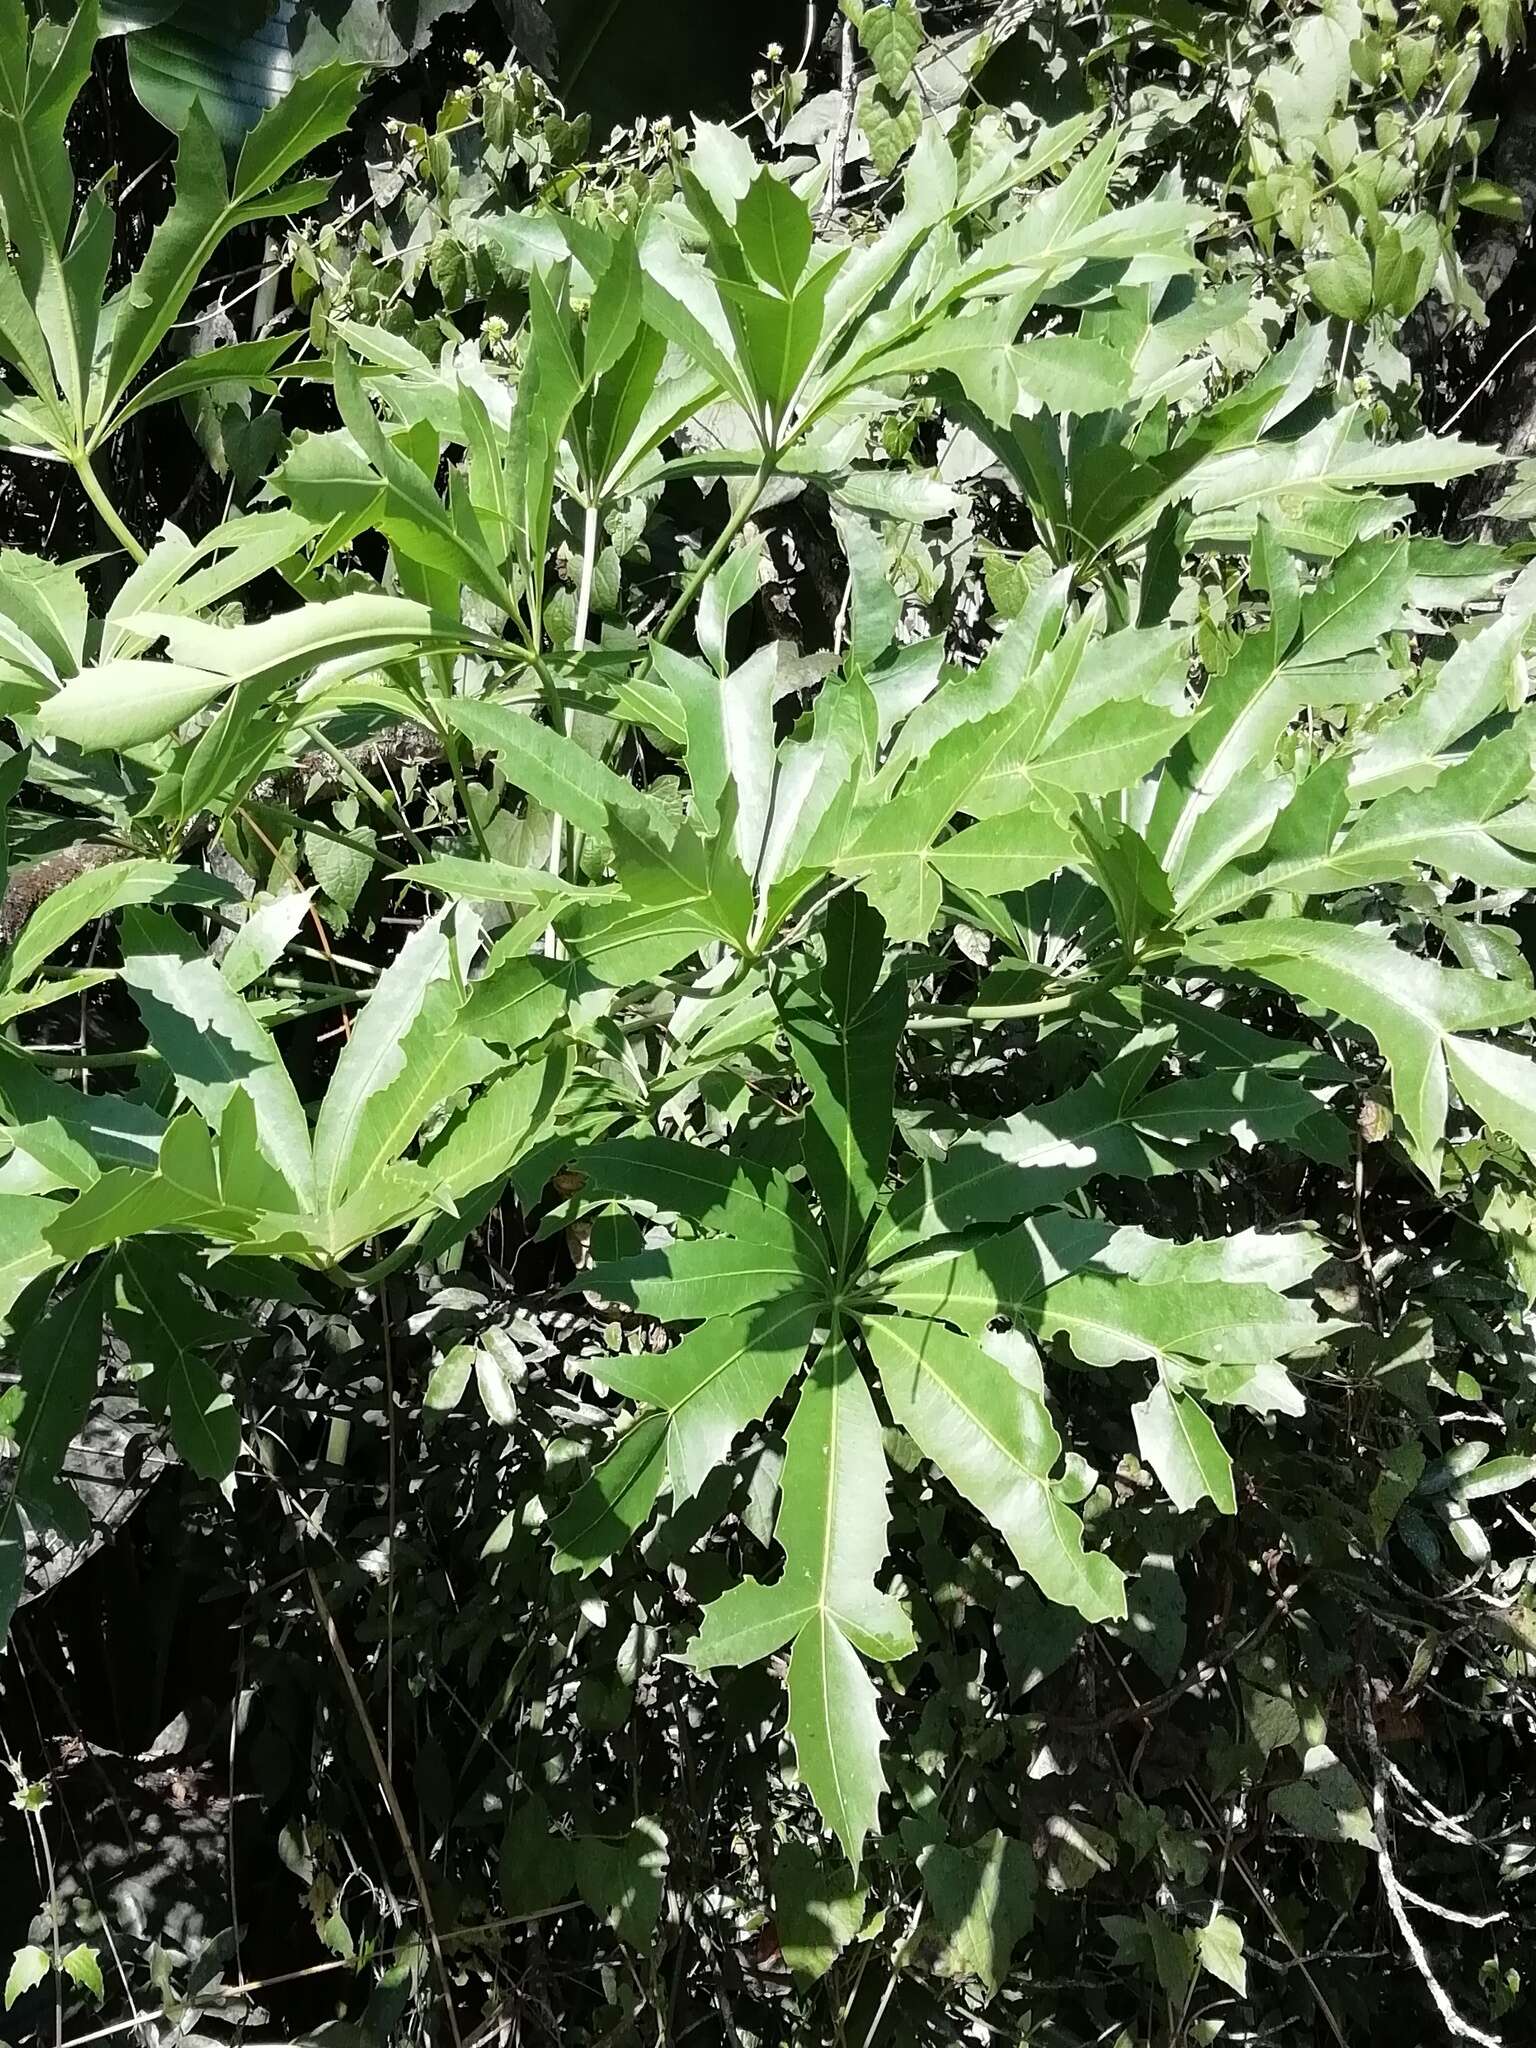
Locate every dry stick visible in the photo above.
<box><xmin>305</xmin><ymin>1564</ymin><xmax>465</xmax><ymax>2048</ymax></box>
<box><xmin>228</xmin><ymin>1630</ymin><xmax>247</xmax><ymax>2020</ymax></box>
<box><xmin>1355</xmin><ymin>1666</ymin><xmax>1503</xmax><ymax>2048</ymax></box>
<box><xmin>819</xmin><ymin>19</ymin><xmax>858</xmax><ymax>228</ymax></box>
<box><xmin>1395</xmin><ymin>1884</ymin><xmax>1506</xmax><ymax>1929</ymax></box>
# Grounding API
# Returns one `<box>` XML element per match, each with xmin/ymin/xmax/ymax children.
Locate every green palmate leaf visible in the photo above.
<box><xmin>34</xmin><ymin>659</ymin><xmax>231</xmax><ymax>749</ymax></box>
<box><xmin>120</xmin><ymin>908</ymin><xmax>314</xmax><ymax>1204</ymax></box>
<box><xmin>1180</xmin><ymin>408</ymin><xmax>1495</xmax><ymax>546</ymax></box>
<box><xmin>38</xmin><ymin>594</ymin><xmax>469</xmax><ymax>749</ymax></box>
<box><xmin>1187</xmin><ymin>918</ymin><xmax>1536</xmax><ymax>1173</ymax></box>
<box><xmin>922</xmin><ymin>1830</ymin><xmax>1038</xmax><ymax>1998</ymax></box>
<box><xmin>571</xmin><ymin>1138</ymin><xmax>826</xmax><ymax>1275</ymax></box>
<box><xmin>697</xmin><ymin>537</ymin><xmax>766</xmax><ymax>678</ymax></box>
<box><xmin>1075</xmin><ymin>811</ymin><xmax>1175</xmax><ymax>950</ymax></box>
<box><xmin>550</xmin><ymin>1409</ymin><xmax>670</xmax><ymax>1575</ymax></box>
<box><xmin>1446</xmin><ymin>1034</ymin><xmax>1536</xmax><ymax>1173</ymax></box>
<box><xmin>102</xmin><ymin>64</ymin><xmax>359</xmax><ymax>425</ymax></box>
<box><xmin>929</xmin><ymin>804</ymin><xmax>1078</xmax><ymax>896</ymax></box>
<box><xmin>1349</xmin><ymin>605</ymin><xmax>1527</xmax><ymax>800</ymax></box>
<box><xmin>882</xmin><ymin>1213</ymin><xmax>1325</xmax><ymax>1370</ymax></box>
<box><xmin>583</xmin><ymin>1234</ymin><xmax>825</xmax><ymax>1324</ymax></box>
<box><xmin>893</xmin><ymin>308</ymin><xmax>1133</xmax><ymax>423</ymax></box>
<box><xmin>757</xmin><ymin>672</ymin><xmax>877</xmax><ymax>898</ymax></box>
<box><xmin>866</xmin><ymin>1040</ymin><xmax>1335</xmax><ymax>1260</ymax></box>
<box><xmin>1221</xmin><ymin>722</ymin><xmax>1536</xmax><ymax>912</ymax></box>
<box><xmin>1132</xmin><ymin>1380</ymin><xmax>1235</xmax><ymax>1513</ymax></box>
<box><xmin>574</xmin><ymin>1818</ymin><xmax>669</xmax><ymax>1949</ymax></box>
<box><xmin>838</xmin><ymin>613</ymin><xmax>1187</xmax><ymax>935</ymax></box>
<box><xmin>777</xmin><ymin>891</ymin><xmax>904</xmax><ymax>1276</ymax></box>
<box><xmin>464</xmin><ymin>949</ymin><xmax>602</xmax><ymax>1050</ymax></box>
<box><xmin>0</xmin><ymin>1194</ymin><xmax>62</xmax><ymax>1326</ymax></box>
<box><xmin>735</xmin><ymin>168</ymin><xmax>813</xmax><ymax>297</ymax></box>
<box><xmin>829</xmin><ymin>503</ymin><xmax>900</xmax><ymax>669</ymax></box>
<box><xmin>580</xmin><ymin>227</ymin><xmax>645</xmax><ymax>386</ymax></box>
<box><xmin>0</xmin><ymin>1265</ymin><xmax>108</xmax><ymax>1647</ymax></box>
<box><xmin>1294</xmin><ymin>535</ymin><xmax>1414</xmax><ymax>664</ymax></box>
<box><xmin>219</xmin><ymin>888</ymin><xmax>313</xmax><ymax>993</ymax></box>
<box><xmin>397</xmin><ymin>856</ymin><xmax>607</xmax><ymax>907</ymax></box>
<box><xmin>311</xmin><ymin>910</ymin><xmax>457</xmax><ymax>1214</ymax></box>
<box><xmin>863</xmin><ymin>1313</ymin><xmax>1125</xmax><ymax>1620</ymax></box>
<box><xmin>1147</xmin><ymin>574</ymin><xmax>1401</xmax><ymax>906</ymax></box>
<box><xmin>1196</xmin><ymin>1911</ymin><xmax>1248</xmax><ymax>1998</ymax></box>
<box><xmin>773</xmin><ymin>1843</ymin><xmax>866</xmax><ymax>1987</ymax></box>
<box><xmin>114</xmin><ymin>1241</ymin><xmax>242</xmax><ymax>1480</ymax></box>
<box><xmin>592</xmin><ymin>1297</ymin><xmax>817</xmax><ymax>1503</ymax></box>
<box><xmin>503</xmin><ymin>264</ymin><xmax>585</xmax><ymax>613</ymax></box>
<box><xmin>108</xmin><ymin>335</ymin><xmax>296</xmax><ymax>431</ymax></box>
<box><xmin>692</xmin><ymin>1340</ymin><xmax>916</xmax><ymax>1867</ymax></box>
<box><xmin>1330</xmin><ymin>723</ymin><xmax>1536</xmax><ymax>891</ymax></box>
<box><xmin>448</xmin><ymin>698</ymin><xmax>663</xmax><ymax>840</ymax></box>
<box><xmin>330</xmin><ymin>350</ymin><xmax>513</xmax><ymax>603</ymax></box>
<box><xmin>1269</xmin><ymin>1745</ymin><xmax>1378</xmax><ymax>1848</ymax></box>
<box><xmin>4</xmin><ymin>1946</ymin><xmax>49</xmax><ymax>2013</ymax></box>
<box><xmin>328</xmin><ymin>975</ymin><xmax>499</xmax><ymax>1204</ymax></box>
<box><xmin>653</xmin><ymin>641</ymin><xmax>779</xmax><ymax>883</ymax></box>
<box><xmin>231</xmin><ymin>60</ymin><xmax>366</xmax><ymax>199</ymax></box>
<box><xmin>564</xmin><ymin>881</ymin><xmax>726</xmax><ymax>988</ymax></box>
<box><xmin>59</xmin><ymin>1945</ymin><xmax>102</xmax><ymax>2003</ymax></box>
<box><xmin>418</xmin><ymin>1048</ymin><xmax>572</xmax><ymax>1207</ymax></box>
<box><xmin>0</xmin><ymin>1</ymin><xmax>102</xmax><ymax>431</ymax></box>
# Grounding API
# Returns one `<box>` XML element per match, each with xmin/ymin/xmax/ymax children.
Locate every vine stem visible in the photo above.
<box><xmin>72</xmin><ymin>451</ymin><xmax>145</xmax><ymax>563</ymax></box>
<box><xmin>546</xmin><ymin>498</ymin><xmax>601</xmax><ymax>957</ymax></box>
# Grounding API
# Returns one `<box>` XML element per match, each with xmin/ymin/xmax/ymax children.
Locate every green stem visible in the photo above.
<box><xmin>242</xmin><ymin>800</ymin><xmax>407</xmax><ymax>876</ymax></box>
<box><xmin>73</xmin><ymin>450</ymin><xmax>146</xmax><ymax>563</ymax></box>
<box><xmin>19</xmin><ymin>1044</ymin><xmax>160</xmax><ymax>1070</ymax></box>
<box><xmin>299</xmin><ymin>724</ymin><xmax>431</xmax><ymax>861</ymax></box>
<box><xmin>653</xmin><ymin>459</ymin><xmax>774</xmax><ymax>650</ymax></box>
<box><xmin>333</xmin><ymin>1215</ymin><xmax>434</xmax><ymax>1288</ymax></box>
<box><xmin>907</xmin><ymin>987</ymin><xmax>1094</xmax><ymax>1034</ymax></box>
<box><xmin>547</xmin><ymin>499</ymin><xmax>602</xmax><ymax>958</ymax></box>
<box><xmin>418</xmin><ymin>689</ymin><xmax>494</xmax><ymax>862</ymax></box>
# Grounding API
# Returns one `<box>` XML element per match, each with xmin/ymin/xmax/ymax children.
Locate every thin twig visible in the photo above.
<box><xmin>1395</xmin><ymin>1884</ymin><xmax>1506</xmax><ymax>1929</ymax></box>
<box><xmin>1047</xmin><ymin>1582</ymin><xmax>1296</xmax><ymax>1732</ymax></box>
<box><xmin>381</xmin><ymin>1281</ymin><xmax>398</xmax><ymax>1779</ymax></box>
<box><xmin>1441</xmin><ymin>316</ymin><xmax>1536</xmax><ymax>433</ymax></box>
<box><xmin>305</xmin><ymin>1565</ymin><xmax>465</xmax><ymax>2048</ymax></box>
<box><xmin>1181</xmin><ymin>1778</ymin><xmax>1352</xmax><ymax>2048</ymax></box>
<box><xmin>1356</xmin><ymin>1666</ymin><xmax>1502</xmax><ymax>2047</ymax></box>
